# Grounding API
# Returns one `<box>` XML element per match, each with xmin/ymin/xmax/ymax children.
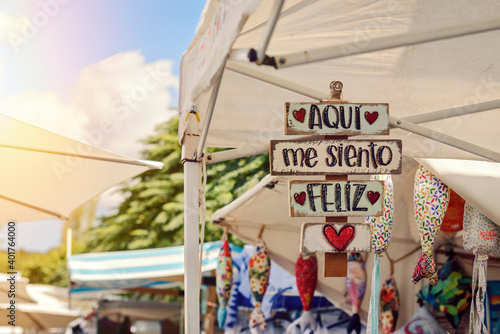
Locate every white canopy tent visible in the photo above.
<box><xmin>178</xmin><ymin>0</ymin><xmax>500</xmax><ymax>332</ymax></box>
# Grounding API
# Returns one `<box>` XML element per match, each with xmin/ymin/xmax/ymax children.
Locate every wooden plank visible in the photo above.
<box><xmin>290</xmin><ymin>180</ymin><xmax>384</xmax><ymax>217</ymax></box>
<box><xmin>270</xmin><ymin>139</ymin><xmax>402</xmax><ymax>175</ymax></box>
<box><xmin>324</xmin><ymin>253</ymin><xmax>348</xmax><ymax>277</ymax></box>
<box><xmin>300</xmin><ymin>222</ymin><xmax>371</xmax><ymax>253</ymax></box>
<box><xmin>285</xmin><ymin>102</ymin><xmax>389</xmax><ymax>136</ymax></box>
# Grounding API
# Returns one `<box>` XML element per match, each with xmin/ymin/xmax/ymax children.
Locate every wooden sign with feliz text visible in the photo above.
<box><xmin>270</xmin><ymin>139</ymin><xmax>402</xmax><ymax>175</ymax></box>
<box><xmin>300</xmin><ymin>222</ymin><xmax>371</xmax><ymax>253</ymax></box>
<box><xmin>290</xmin><ymin>180</ymin><xmax>384</xmax><ymax>217</ymax></box>
<box><xmin>285</xmin><ymin>102</ymin><xmax>389</xmax><ymax>136</ymax></box>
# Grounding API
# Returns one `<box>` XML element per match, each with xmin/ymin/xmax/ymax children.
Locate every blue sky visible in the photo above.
<box><xmin>0</xmin><ymin>0</ymin><xmax>207</xmax><ymax>252</ymax></box>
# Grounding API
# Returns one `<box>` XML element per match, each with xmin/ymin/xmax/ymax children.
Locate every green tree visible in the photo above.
<box><xmin>87</xmin><ymin>116</ymin><xmax>268</xmax><ymax>251</ymax></box>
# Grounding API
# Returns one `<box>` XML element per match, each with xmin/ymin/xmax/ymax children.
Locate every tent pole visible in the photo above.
<box><xmin>400</xmin><ymin>99</ymin><xmax>500</xmax><ymax>125</ymax></box>
<box><xmin>66</xmin><ymin>225</ymin><xmax>72</xmax><ymax>310</ymax></box>
<box><xmin>183</xmin><ymin>112</ymin><xmax>202</xmax><ymax>334</ymax></box>
<box><xmin>184</xmin><ymin>160</ymin><xmax>201</xmax><ymax>334</ymax></box>
<box><xmin>253</xmin><ymin>17</ymin><xmax>500</xmax><ymax>68</ymax></box>
<box><xmin>390</xmin><ymin>116</ymin><xmax>500</xmax><ymax>162</ymax></box>
<box><xmin>196</xmin><ymin>67</ymin><xmax>225</xmax><ymax>160</ymax></box>
<box><xmin>227</xmin><ymin>60</ymin><xmax>325</xmax><ymax>100</ymax></box>
<box><xmin>256</xmin><ymin>0</ymin><xmax>285</xmax><ymax>64</ymax></box>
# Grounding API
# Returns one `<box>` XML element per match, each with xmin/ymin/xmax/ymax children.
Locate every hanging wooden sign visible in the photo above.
<box><xmin>270</xmin><ymin>139</ymin><xmax>402</xmax><ymax>175</ymax></box>
<box><xmin>300</xmin><ymin>222</ymin><xmax>371</xmax><ymax>253</ymax></box>
<box><xmin>290</xmin><ymin>180</ymin><xmax>384</xmax><ymax>217</ymax></box>
<box><xmin>285</xmin><ymin>102</ymin><xmax>389</xmax><ymax>136</ymax></box>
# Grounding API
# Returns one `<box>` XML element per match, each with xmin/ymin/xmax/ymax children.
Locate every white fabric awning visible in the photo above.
<box><xmin>0</xmin><ymin>113</ymin><xmax>162</xmax><ymax>223</ymax></box>
<box><xmin>179</xmin><ymin>0</ymin><xmax>500</xmax><ymax>162</ymax></box>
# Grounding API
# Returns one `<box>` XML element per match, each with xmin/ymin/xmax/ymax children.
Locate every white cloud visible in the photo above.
<box><xmin>1</xmin><ymin>90</ymin><xmax>84</xmax><ymax>139</ymax></box>
<box><xmin>1</xmin><ymin>51</ymin><xmax>178</xmax><ymax>159</ymax></box>
<box><xmin>70</xmin><ymin>51</ymin><xmax>178</xmax><ymax>158</ymax></box>
<box><xmin>0</xmin><ymin>12</ymin><xmax>26</xmax><ymax>42</ymax></box>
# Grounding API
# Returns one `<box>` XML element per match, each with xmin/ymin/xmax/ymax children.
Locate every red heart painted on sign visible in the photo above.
<box><xmin>293</xmin><ymin>108</ymin><xmax>306</xmax><ymax>123</ymax></box>
<box><xmin>365</xmin><ymin>111</ymin><xmax>379</xmax><ymax>125</ymax></box>
<box><xmin>367</xmin><ymin>191</ymin><xmax>380</xmax><ymax>205</ymax></box>
<box><xmin>294</xmin><ymin>192</ymin><xmax>306</xmax><ymax>205</ymax></box>
<box><xmin>323</xmin><ymin>225</ymin><xmax>355</xmax><ymax>252</ymax></box>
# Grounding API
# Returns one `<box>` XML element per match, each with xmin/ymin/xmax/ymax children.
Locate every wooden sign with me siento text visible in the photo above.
<box><xmin>270</xmin><ymin>139</ymin><xmax>402</xmax><ymax>175</ymax></box>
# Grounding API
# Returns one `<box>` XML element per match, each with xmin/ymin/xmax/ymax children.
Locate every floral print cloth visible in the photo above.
<box><xmin>380</xmin><ymin>275</ymin><xmax>400</xmax><ymax>334</ymax></box>
<box><xmin>216</xmin><ymin>239</ymin><xmax>233</xmax><ymax>328</ymax></box>
<box><xmin>248</xmin><ymin>239</ymin><xmax>271</xmax><ymax>330</ymax></box>
<box><xmin>413</xmin><ymin>165</ymin><xmax>450</xmax><ymax>286</ymax></box>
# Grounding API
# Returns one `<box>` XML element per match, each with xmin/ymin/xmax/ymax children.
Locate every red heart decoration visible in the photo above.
<box><xmin>367</xmin><ymin>191</ymin><xmax>380</xmax><ymax>205</ymax></box>
<box><xmin>364</xmin><ymin>111</ymin><xmax>379</xmax><ymax>125</ymax></box>
<box><xmin>323</xmin><ymin>225</ymin><xmax>355</xmax><ymax>252</ymax></box>
<box><xmin>293</xmin><ymin>108</ymin><xmax>306</xmax><ymax>123</ymax></box>
<box><xmin>294</xmin><ymin>192</ymin><xmax>306</xmax><ymax>205</ymax></box>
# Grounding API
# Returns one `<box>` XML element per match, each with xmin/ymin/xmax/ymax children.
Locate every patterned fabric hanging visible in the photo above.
<box><xmin>366</xmin><ymin>175</ymin><xmax>394</xmax><ymax>333</ymax></box>
<box><xmin>286</xmin><ymin>253</ymin><xmax>318</xmax><ymax>333</ymax></box>
<box><xmin>413</xmin><ymin>165</ymin><xmax>450</xmax><ymax>286</ymax></box>
<box><xmin>393</xmin><ymin>306</ymin><xmax>447</xmax><ymax>334</ymax></box>
<box><xmin>416</xmin><ymin>250</ymin><xmax>472</xmax><ymax>329</ymax></box>
<box><xmin>216</xmin><ymin>238</ymin><xmax>233</xmax><ymax>329</ymax></box>
<box><xmin>441</xmin><ymin>189</ymin><xmax>465</xmax><ymax>234</ymax></box>
<box><xmin>380</xmin><ymin>275</ymin><xmax>400</xmax><ymax>334</ymax></box>
<box><xmin>463</xmin><ymin>202</ymin><xmax>500</xmax><ymax>334</ymax></box>
<box><xmin>345</xmin><ymin>253</ymin><xmax>367</xmax><ymax>334</ymax></box>
<box><xmin>248</xmin><ymin>239</ymin><xmax>271</xmax><ymax>330</ymax></box>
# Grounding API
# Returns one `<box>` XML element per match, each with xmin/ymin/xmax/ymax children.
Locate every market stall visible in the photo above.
<box><xmin>178</xmin><ymin>1</ymin><xmax>500</xmax><ymax>332</ymax></box>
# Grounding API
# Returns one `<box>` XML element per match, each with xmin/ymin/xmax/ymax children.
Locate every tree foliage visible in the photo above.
<box><xmin>87</xmin><ymin>116</ymin><xmax>269</xmax><ymax>252</ymax></box>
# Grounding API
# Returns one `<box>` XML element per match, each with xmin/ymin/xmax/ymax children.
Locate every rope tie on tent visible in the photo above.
<box><xmin>199</xmin><ymin>155</ymin><xmax>208</xmax><ymax>286</ymax></box>
<box><xmin>186</xmin><ymin>109</ymin><xmax>200</xmax><ymax>122</ymax></box>
<box><xmin>366</xmin><ymin>253</ymin><xmax>381</xmax><ymax>334</ymax></box>
<box><xmin>257</xmin><ymin>225</ymin><xmax>265</xmax><ymax>240</ymax></box>
<box><xmin>470</xmin><ymin>254</ymin><xmax>489</xmax><ymax>334</ymax></box>
<box><xmin>222</xmin><ymin>227</ymin><xmax>228</xmax><ymax>241</ymax></box>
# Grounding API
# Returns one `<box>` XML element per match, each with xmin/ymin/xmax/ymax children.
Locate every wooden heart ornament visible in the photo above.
<box><xmin>293</xmin><ymin>108</ymin><xmax>306</xmax><ymax>123</ymax></box>
<box><xmin>367</xmin><ymin>191</ymin><xmax>380</xmax><ymax>205</ymax></box>
<box><xmin>364</xmin><ymin>111</ymin><xmax>379</xmax><ymax>125</ymax></box>
<box><xmin>323</xmin><ymin>224</ymin><xmax>355</xmax><ymax>252</ymax></box>
<box><xmin>294</xmin><ymin>192</ymin><xmax>306</xmax><ymax>205</ymax></box>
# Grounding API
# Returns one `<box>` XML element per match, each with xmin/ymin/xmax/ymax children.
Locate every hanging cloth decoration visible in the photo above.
<box><xmin>345</xmin><ymin>253</ymin><xmax>367</xmax><ymax>334</ymax></box>
<box><xmin>441</xmin><ymin>189</ymin><xmax>465</xmax><ymax>234</ymax></box>
<box><xmin>248</xmin><ymin>238</ymin><xmax>271</xmax><ymax>330</ymax></box>
<box><xmin>412</xmin><ymin>165</ymin><xmax>450</xmax><ymax>286</ymax></box>
<box><xmin>286</xmin><ymin>253</ymin><xmax>318</xmax><ymax>333</ymax></box>
<box><xmin>216</xmin><ymin>234</ymin><xmax>233</xmax><ymax>329</ymax></box>
<box><xmin>393</xmin><ymin>306</ymin><xmax>447</xmax><ymax>334</ymax></box>
<box><xmin>380</xmin><ymin>273</ymin><xmax>400</xmax><ymax>334</ymax></box>
<box><xmin>366</xmin><ymin>175</ymin><xmax>394</xmax><ymax>334</ymax></box>
<box><xmin>416</xmin><ymin>249</ymin><xmax>472</xmax><ymax>329</ymax></box>
<box><xmin>463</xmin><ymin>202</ymin><xmax>500</xmax><ymax>334</ymax></box>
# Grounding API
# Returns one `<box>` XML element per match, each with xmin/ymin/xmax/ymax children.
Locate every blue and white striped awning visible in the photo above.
<box><xmin>68</xmin><ymin>241</ymin><xmax>235</xmax><ymax>292</ymax></box>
